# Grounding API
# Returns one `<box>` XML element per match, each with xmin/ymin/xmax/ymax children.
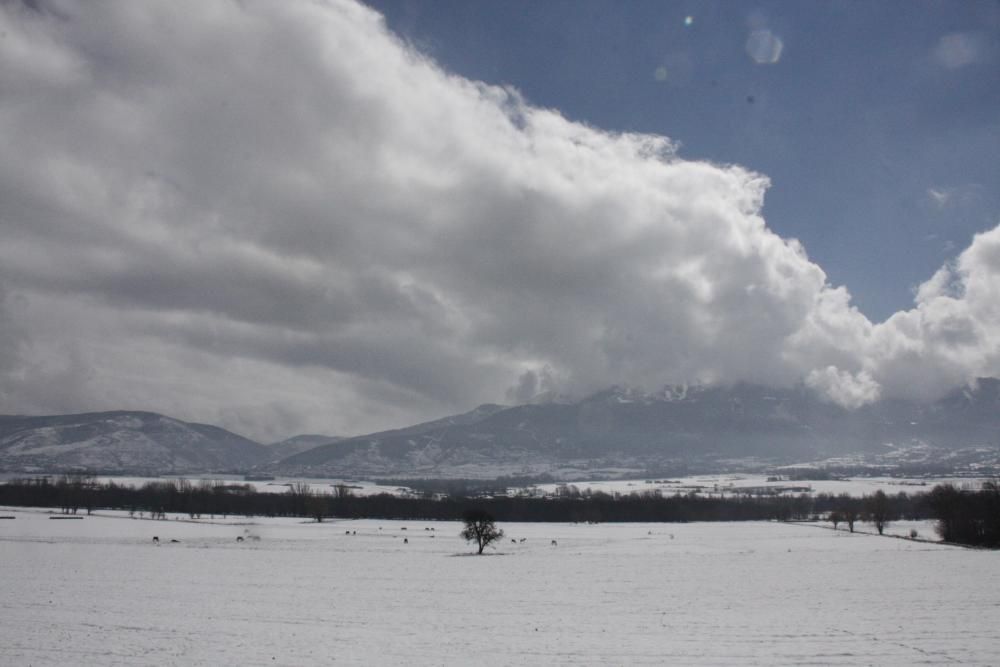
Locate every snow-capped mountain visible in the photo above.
<box><xmin>277</xmin><ymin>380</ymin><xmax>1000</xmax><ymax>478</ymax></box>
<box><xmin>3</xmin><ymin>380</ymin><xmax>999</xmax><ymax>478</ymax></box>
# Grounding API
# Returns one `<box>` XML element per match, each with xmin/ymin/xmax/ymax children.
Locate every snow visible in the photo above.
<box><xmin>2</xmin><ymin>507</ymin><xmax>999</xmax><ymax>665</ymax></box>
<box><xmin>2</xmin><ymin>475</ymin><xmax>412</xmax><ymax>498</ymax></box>
<box><xmin>525</xmin><ymin>474</ymin><xmax>991</xmax><ymax>499</ymax></box>
<box><xmin>3</xmin><ymin>472</ymin><xmax>988</xmax><ymax>510</ymax></box>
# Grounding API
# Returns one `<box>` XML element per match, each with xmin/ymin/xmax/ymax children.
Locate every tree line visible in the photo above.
<box><xmin>926</xmin><ymin>481</ymin><xmax>1000</xmax><ymax>547</ymax></box>
<box><xmin>0</xmin><ymin>475</ymin><xmax>995</xmax><ymax>547</ymax></box>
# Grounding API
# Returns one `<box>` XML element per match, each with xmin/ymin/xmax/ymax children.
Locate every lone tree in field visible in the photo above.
<box><xmin>461</xmin><ymin>509</ymin><xmax>504</xmax><ymax>554</ymax></box>
<box><xmin>305</xmin><ymin>494</ymin><xmax>327</xmax><ymax>523</ymax></box>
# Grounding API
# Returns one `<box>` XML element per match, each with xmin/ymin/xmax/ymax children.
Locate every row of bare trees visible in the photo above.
<box><xmin>0</xmin><ymin>475</ymin><xmax>939</xmax><ymax>525</ymax></box>
<box><xmin>827</xmin><ymin>490</ymin><xmax>893</xmax><ymax>534</ymax></box>
<box><xmin>4</xmin><ymin>476</ymin><xmax>996</xmax><ymax>548</ymax></box>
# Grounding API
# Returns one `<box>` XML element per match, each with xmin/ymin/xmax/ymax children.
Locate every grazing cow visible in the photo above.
<box><xmin>152</xmin><ymin>536</ymin><xmax>159</xmax><ymax>544</ymax></box>
<box><xmin>236</xmin><ymin>536</ymin><xmax>244</xmax><ymax>543</ymax></box>
<box><xmin>400</xmin><ymin>527</ymin><xmax>407</xmax><ymax>531</ymax></box>
<box><xmin>519</xmin><ymin>538</ymin><xmax>526</xmax><ymax>543</ymax></box>
<box><xmin>511</xmin><ymin>539</ymin><xmax>517</xmax><ymax>544</ymax></box>
<box><xmin>551</xmin><ymin>540</ymin><xmax>557</xmax><ymax>546</ymax></box>
<box><xmin>403</xmin><ymin>538</ymin><xmax>408</xmax><ymax>544</ymax></box>
<box><xmin>170</xmin><ymin>539</ymin><xmax>180</xmax><ymax>543</ymax></box>
<box><xmin>346</xmin><ymin>530</ymin><xmax>351</xmax><ymax>535</ymax></box>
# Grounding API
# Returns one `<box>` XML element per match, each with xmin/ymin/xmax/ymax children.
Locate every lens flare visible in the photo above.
<box><xmin>746</xmin><ymin>29</ymin><xmax>783</xmax><ymax>64</ymax></box>
<box><xmin>934</xmin><ymin>32</ymin><xmax>984</xmax><ymax>69</ymax></box>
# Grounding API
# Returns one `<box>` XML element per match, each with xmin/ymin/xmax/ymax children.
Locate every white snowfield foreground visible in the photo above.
<box><xmin>1</xmin><ymin>509</ymin><xmax>997</xmax><ymax>666</ymax></box>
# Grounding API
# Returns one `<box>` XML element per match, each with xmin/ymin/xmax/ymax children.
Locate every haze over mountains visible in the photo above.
<box><xmin>2</xmin><ymin>380</ymin><xmax>999</xmax><ymax>479</ymax></box>
<box><xmin>267</xmin><ymin>435</ymin><xmax>345</xmax><ymax>462</ymax></box>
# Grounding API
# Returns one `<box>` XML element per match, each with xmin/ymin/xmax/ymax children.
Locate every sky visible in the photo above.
<box><xmin>0</xmin><ymin>0</ymin><xmax>997</xmax><ymax>441</ymax></box>
<box><xmin>368</xmin><ymin>0</ymin><xmax>1000</xmax><ymax>322</ymax></box>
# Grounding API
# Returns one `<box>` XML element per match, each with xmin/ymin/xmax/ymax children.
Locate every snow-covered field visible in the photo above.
<box><xmin>2</xmin><ymin>508</ymin><xmax>998</xmax><ymax>665</ymax></box>
<box><xmin>82</xmin><ymin>475</ymin><xmax>410</xmax><ymax>497</ymax></box>
<box><xmin>5</xmin><ymin>472</ymin><xmax>986</xmax><ymax>500</ymax></box>
<box><xmin>527</xmin><ymin>474</ymin><xmax>991</xmax><ymax>499</ymax></box>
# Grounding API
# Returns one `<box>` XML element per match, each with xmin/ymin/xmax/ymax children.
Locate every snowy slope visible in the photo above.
<box><xmin>0</xmin><ymin>411</ymin><xmax>267</xmax><ymax>473</ymax></box>
<box><xmin>265</xmin><ymin>434</ymin><xmax>343</xmax><ymax>461</ymax></box>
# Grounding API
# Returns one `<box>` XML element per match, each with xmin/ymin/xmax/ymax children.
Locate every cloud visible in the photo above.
<box><xmin>0</xmin><ymin>0</ymin><xmax>998</xmax><ymax>438</ymax></box>
<box><xmin>928</xmin><ymin>188</ymin><xmax>951</xmax><ymax>207</ymax></box>
<box><xmin>805</xmin><ymin>366</ymin><xmax>880</xmax><ymax>409</ymax></box>
<box><xmin>0</xmin><ymin>285</ymin><xmax>27</xmax><ymax>385</ymax></box>
<box><xmin>927</xmin><ymin>184</ymin><xmax>984</xmax><ymax>210</ymax></box>
<box><xmin>867</xmin><ymin>226</ymin><xmax>1000</xmax><ymax>402</ymax></box>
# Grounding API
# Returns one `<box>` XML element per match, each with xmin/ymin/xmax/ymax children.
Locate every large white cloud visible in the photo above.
<box><xmin>867</xmin><ymin>226</ymin><xmax>1000</xmax><ymax>401</ymax></box>
<box><xmin>0</xmin><ymin>0</ymin><xmax>997</xmax><ymax>440</ymax></box>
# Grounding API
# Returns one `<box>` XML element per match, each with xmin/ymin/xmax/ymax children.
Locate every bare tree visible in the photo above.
<box><xmin>837</xmin><ymin>494</ymin><xmax>859</xmax><ymax>533</ymax></box>
<box><xmin>305</xmin><ymin>494</ymin><xmax>327</xmax><ymax>523</ymax></box>
<box><xmin>287</xmin><ymin>482</ymin><xmax>313</xmax><ymax>516</ymax></box>
<box><xmin>866</xmin><ymin>490</ymin><xmax>891</xmax><ymax>535</ymax></box>
<box><xmin>460</xmin><ymin>509</ymin><xmax>504</xmax><ymax>554</ymax></box>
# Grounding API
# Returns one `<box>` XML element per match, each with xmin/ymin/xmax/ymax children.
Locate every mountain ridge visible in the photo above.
<box><xmin>2</xmin><ymin>380</ymin><xmax>999</xmax><ymax>477</ymax></box>
<box><xmin>276</xmin><ymin>379</ymin><xmax>1000</xmax><ymax>478</ymax></box>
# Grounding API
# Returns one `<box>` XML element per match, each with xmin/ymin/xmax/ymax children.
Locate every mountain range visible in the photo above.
<box><xmin>0</xmin><ymin>411</ymin><xmax>268</xmax><ymax>474</ymax></box>
<box><xmin>2</xmin><ymin>380</ymin><xmax>1000</xmax><ymax>478</ymax></box>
